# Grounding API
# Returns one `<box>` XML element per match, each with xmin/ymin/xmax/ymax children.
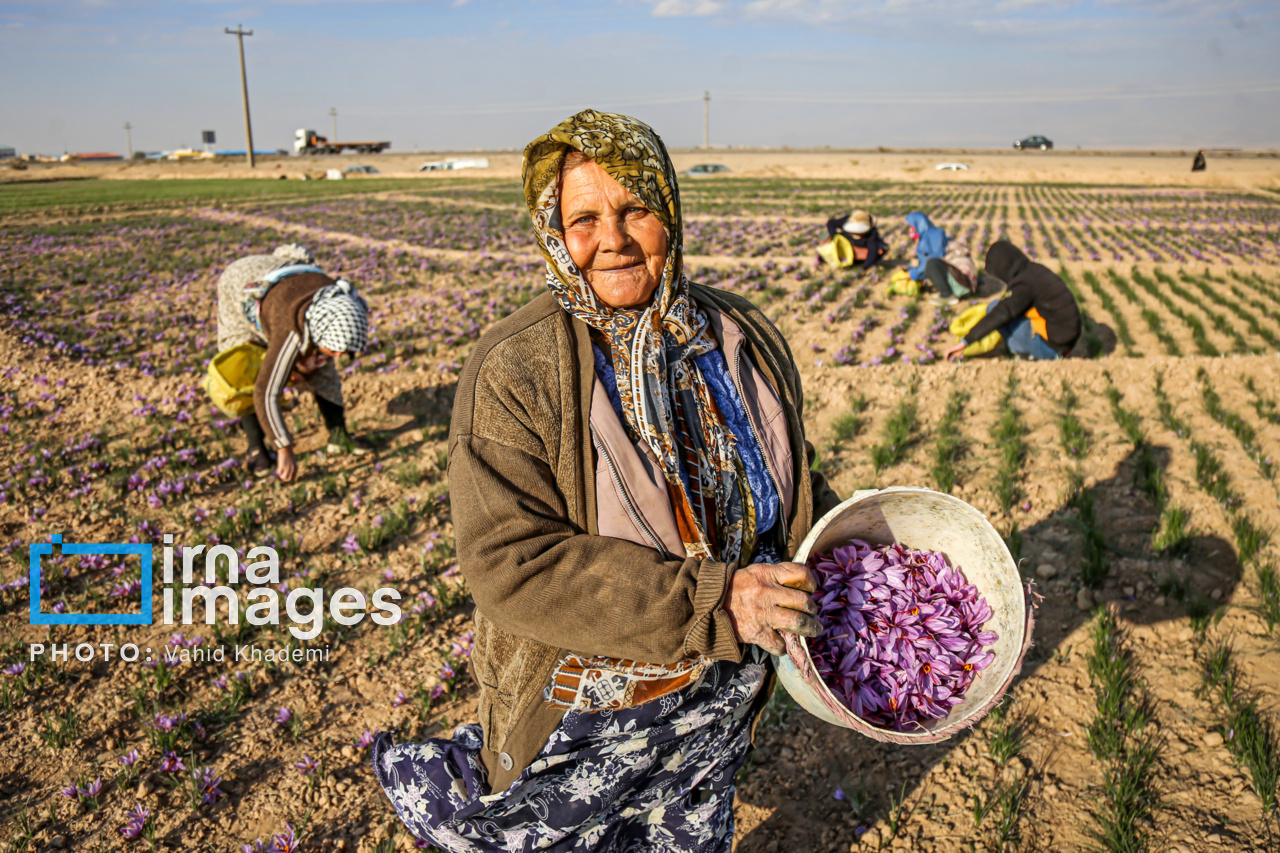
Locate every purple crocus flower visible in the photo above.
<box><xmin>195</xmin><ymin>767</ymin><xmax>225</xmax><ymax>805</ymax></box>
<box><xmin>159</xmin><ymin>751</ymin><xmax>185</xmax><ymax>774</ymax></box>
<box><xmin>295</xmin><ymin>755</ymin><xmax>319</xmax><ymax>776</ymax></box>
<box><xmin>120</xmin><ymin>804</ymin><xmax>149</xmax><ymax>840</ymax></box>
<box><xmin>354</xmin><ymin>730</ymin><xmax>377</xmax><ymax>749</ymax></box>
<box><xmin>807</xmin><ymin>539</ymin><xmax>999</xmax><ymax>731</ymax></box>
<box><xmin>273</xmin><ymin>823</ymin><xmax>301</xmax><ymax>853</ymax></box>
<box><xmin>274</xmin><ymin>707</ymin><xmax>292</xmax><ymax>724</ymax></box>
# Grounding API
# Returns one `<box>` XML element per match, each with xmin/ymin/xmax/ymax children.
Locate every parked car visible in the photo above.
<box><xmin>418</xmin><ymin>157</ymin><xmax>490</xmax><ymax>172</ymax></box>
<box><xmin>1014</xmin><ymin>136</ymin><xmax>1053</xmax><ymax>151</ymax></box>
<box><xmin>685</xmin><ymin>163</ymin><xmax>731</xmax><ymax>176</ymax></box>
<box><xmin>344</xmin><ymin>164</ymin><xmax>380</xmax><ymax>175</ymax></box>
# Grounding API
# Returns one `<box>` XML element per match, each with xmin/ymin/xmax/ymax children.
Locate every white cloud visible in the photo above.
<box><xmin>733</xmin><ymin>0</ymin><xmax>1268</xmax><ymax>31</ymax></box>
<box><xmin>650</xmin><ymin>0</ymin><xmax>725</xmax><ymax>17</ymax></box>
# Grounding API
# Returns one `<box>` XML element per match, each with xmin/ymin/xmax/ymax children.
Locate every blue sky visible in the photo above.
<box><xmin>2</xmin><ymin>1</ymin><xmax>1278</xmax><ymax>155</ymax></box>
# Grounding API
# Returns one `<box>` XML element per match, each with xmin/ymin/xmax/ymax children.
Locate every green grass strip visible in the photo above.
<box><xmin>1084</xmin><ymin>608</ymin><xmax>1162</xmax><ymax>852</ymax></box>
<box><xmin>830</xmin><ymin>394</ymin><xmax>870</xmax><ymax>445</ymax></box>
<box><xmin>1152</xmin><ymin>371</ymin><xmax>1189</xmax><ymax>436</ymax></box>
<box><xmin>1180</xmin><ymin>270</ymin><xmax>1280</xmax><ymax>351</ymax></box>
<box><xmin>870</xmin><ymin>383</ymin><xmax>920</xmax><ymax>473</ymax></box>
<box><xmin>1197</xmin><ymin>368</ymin><xmax>1275</xmax><ymax>482</ymax></box>
<box><xmin>1130</xmin><ymin>268</ymin><xmax>1217</xmax><ymax>357</ymax></box>
<box><xmin>930</xmin><ymin>388</ymin><xmax>970</xmax><ymax>493</ymax></box>
<box><xmin>1082</xmin><ymin>271</ymin><xmax>1139</xmax><ymax>356</ymax></box>
<box><xmin>1198</xmin><ymin>639</ymin><xmax>1280</xmax><ymax>819</ymax></box>
<box><xmin>1151</xmin><ymin>268</ymin><xmax>1251</xmax><ymax>354</ymax></box>
<box><xmin>1059</xmin><ymin>265</ymin><xmax>1105</xmax><ymax>358</ymax></box>
<box><xmin>0</xmin><ymin>176</ymin><xmax>463</xmax><ymax>214</ymax></box>
<box><xmin>1244</xmin><ymin>377</ymin><xmax>1280</xmax><ymax>426</ymax></box>
<box><xmin>1108</xmin><ymin>270</ymin><xmax>1181</xmax><ymax>356</ymax></box>
<box><xmin>992</xmin><ymin>374</ymin><xmax>1028</xmax><ymax>512</ymax></box>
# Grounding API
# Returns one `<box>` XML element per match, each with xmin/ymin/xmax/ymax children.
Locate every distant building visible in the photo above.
<box><xmin>66</xmin><ymin>152</ymin><xmax>124</xmax><ymax>161</ymax></box>
<box><xmin>0</xmin><ymin>145</ymin><xmax>14</xmax><ymax>160</ymax></box>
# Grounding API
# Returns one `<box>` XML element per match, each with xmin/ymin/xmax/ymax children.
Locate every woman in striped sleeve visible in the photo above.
<box><xmin>214</xmin><ymin>243</ymin><xmax>371</xmax><ymax>481</ymax></box>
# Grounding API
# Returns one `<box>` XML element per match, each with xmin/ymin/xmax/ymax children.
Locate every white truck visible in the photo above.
<box><xmin>294</xmin><ymin>129</ymin><xmax>390</xmax><ymax>156</ymax></box>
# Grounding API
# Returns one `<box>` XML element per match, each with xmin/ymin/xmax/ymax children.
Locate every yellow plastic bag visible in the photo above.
<box><xmin>886</xmin><ymin>268</ymin><xmax>921</xmax><ymax>296</ymax></box>
<box><xmin>949</xmin><ymin>303</ymin><xmax>1003</xmax><ymax>356</ymax></box>
<box><xmin>203</xmin><ymin>342</ymin><xmax>265</xmax><ymax>416</ymax></box>
<box><xmin>816</xmin><ymin>234</ymin><xmax>855</xmax><ymax>269</ymax></box>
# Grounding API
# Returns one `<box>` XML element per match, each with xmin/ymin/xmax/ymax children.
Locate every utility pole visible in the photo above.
<box><xmin>329</xmin><ymin>107</ymin><xmax>337</xmax><ymax>142</ymax></box>
<box><xmin>124</xmin><ymin>122</ymin><xmax>133</xmax><ymax>159</ymax></box>
<box><xmin>703</xmin><ymin>91</ymin><xmax>710</xmax><ymax>149</ymax></box>
<box><xmin>225</xmin><ymin>25</ymin><xmax>255</xmax><ymax>168</ymax></box>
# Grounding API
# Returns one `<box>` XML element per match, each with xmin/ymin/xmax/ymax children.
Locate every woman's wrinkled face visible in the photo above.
<box><xmin>560</xmin><ymin>157</ymin><xmax>668</xmax><ymax>309</ymax></box>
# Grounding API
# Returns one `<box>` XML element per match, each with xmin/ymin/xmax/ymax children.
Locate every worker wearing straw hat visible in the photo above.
<box><xmin>825</xmin><ymin>208</ymin><xmax>888</xmax><ymax>270</ymax></box>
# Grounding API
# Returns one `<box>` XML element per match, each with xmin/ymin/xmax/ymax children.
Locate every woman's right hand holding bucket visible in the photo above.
<box><xmin>725</xmin><ymin>562</ymin><xmax>822</xmax><ymax>656</ymax></box>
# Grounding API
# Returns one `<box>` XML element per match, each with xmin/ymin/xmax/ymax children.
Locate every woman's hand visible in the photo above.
<box><xmin>276</xmin><ymin>445</ymin><xmax>297</xmax><ymax>482</ymax></box>
<box><xmin>944</xmin><ymin>342</ymin><xmax>967</xmax><ymax>362</ymax></box>
<box><xmin>724</xmin><ymin>562</ymin><xmax>822</xmax><ymax>656</ymax></box>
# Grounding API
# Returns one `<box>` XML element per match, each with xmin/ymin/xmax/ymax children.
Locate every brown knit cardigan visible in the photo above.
<box><xmin>448</xmin><ymin>283</ymin><xmax>842</xmax><ymax>792</ymax></box>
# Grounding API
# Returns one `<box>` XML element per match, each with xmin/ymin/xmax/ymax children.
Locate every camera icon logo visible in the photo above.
<box><xmin>29</xmin><ymin>534</ymin><xmax>153</xmax><ymax>626</ymax></box>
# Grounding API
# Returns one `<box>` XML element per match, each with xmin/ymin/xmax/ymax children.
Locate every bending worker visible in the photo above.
<box><xmin>905</xmin><ymin>212</ymin><xmax>948</xmax><ymax>283</ymax></box>
<box><xmin>214</xmin><ymin>244</ymin><xmax>370</xmax><ymax>480</ymax></box>
<box><xmin>825</xmin><ymin>208</ymin><xmax>888</xmax><ymax>270</ymax></box>
<box><xmin>944</xmin><ymin>240</ymin><xmax>1081</xmax><ymax>361</ymax></box>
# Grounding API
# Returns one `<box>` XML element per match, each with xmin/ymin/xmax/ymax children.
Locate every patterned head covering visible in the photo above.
<box><xmin>273</xmin><ymin>243</ymin><xmax>316</xmax><ymax>265</ymax></box>
<box><xmin>305</xmin><ymin>279</ymin><xmax>369</xmax><ymax>354</ymax></box>
<box><xmin>523</xmin><ymin>110</ymin><xmax>750</xmax><ymax>564</ymax></box>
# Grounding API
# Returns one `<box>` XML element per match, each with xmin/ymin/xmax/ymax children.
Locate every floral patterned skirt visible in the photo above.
<box><xmin>372</xmin><ymin>647</ymin><xmax>768</xmax><ymax>852</ymax></box>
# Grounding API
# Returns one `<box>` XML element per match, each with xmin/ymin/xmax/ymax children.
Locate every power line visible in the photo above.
<box><xmin>225</xmin><ymin>25</ymin><xmax>255</xmax><ymax>167</ymax></box>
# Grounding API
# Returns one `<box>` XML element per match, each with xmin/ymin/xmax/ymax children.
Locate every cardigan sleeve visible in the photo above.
<box><xmin>253</xmin><ymin>329</ymin><xmax>301</xmax><ymax>448</ymax></box>
<box><xmin>449</xmin><ymin>431</ymin><xmax>743</xmax><ymax>664</ymax></box>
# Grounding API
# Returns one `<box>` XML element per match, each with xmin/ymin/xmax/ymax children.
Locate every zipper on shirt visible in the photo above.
<box><xmin>591</xmin><ymin>428</ymin><xmax>666</xmax><ymax>554</ymax></box>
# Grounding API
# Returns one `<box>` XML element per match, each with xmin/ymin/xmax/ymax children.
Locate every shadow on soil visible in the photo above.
<box><xmin>386</xmin><ymin>382</ymin><xmax>457</xmax><ymax>435</ymax></box>
<box><xmin>735</xmin><ymin>443</ymin><xmax>1242</xmax><ymax>851</ymax></box>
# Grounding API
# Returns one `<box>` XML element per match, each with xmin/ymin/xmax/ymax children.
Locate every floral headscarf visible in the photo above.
<box><xmin>523</xmin><ymin>110</ymin><xmax>750</xmax><ymax>565</ymax></box>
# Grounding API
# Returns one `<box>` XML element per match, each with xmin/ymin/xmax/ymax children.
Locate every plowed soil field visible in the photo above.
<box><xmin>2</xmin><ymin>167</ymin><xmax>1279</xmax><ymax>853</ymax></box>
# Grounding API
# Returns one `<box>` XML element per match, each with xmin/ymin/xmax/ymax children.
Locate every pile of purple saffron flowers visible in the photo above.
<box><xmin>807</xmin><ymin>539</ymin><xmax>997</xmax><ymax>731</ymax></box>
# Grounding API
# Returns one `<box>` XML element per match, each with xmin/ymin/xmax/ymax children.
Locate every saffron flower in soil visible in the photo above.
<box><xmin>195</xmin><ymin>766</ymin><xmax>225</xmax><ymax>805</ymax></box>
<box><xmin>121</xmin><ymin>804</ymin><xmax>150</xmax><ymax>840</ymax></box>
<box><xmin>806</xmin><ymin>539</ymin><xmax>997</xmax><ymax>731</ymax></box>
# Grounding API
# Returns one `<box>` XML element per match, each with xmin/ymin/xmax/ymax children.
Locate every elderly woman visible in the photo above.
<box><xmin>214</xmin><ymin>243</ymin><xmax>370</xmax><ymax>481</ymax></box>
<box><xmin>372</xmin><ymin>110</ymin><xmax>841</xmax><ymax>851</ymax></box>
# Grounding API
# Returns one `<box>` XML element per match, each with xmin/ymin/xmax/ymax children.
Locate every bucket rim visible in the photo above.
<box><xmin>777</xmin><ymin>486</ymin><xmax>1035</xmax><ymax>744</ymax></box>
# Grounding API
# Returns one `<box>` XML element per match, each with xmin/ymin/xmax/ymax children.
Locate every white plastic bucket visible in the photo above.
<box><xmin>773</xmin><ymin>487</ymin><xmax>1034</xmax><ymax>744</ymax></box>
